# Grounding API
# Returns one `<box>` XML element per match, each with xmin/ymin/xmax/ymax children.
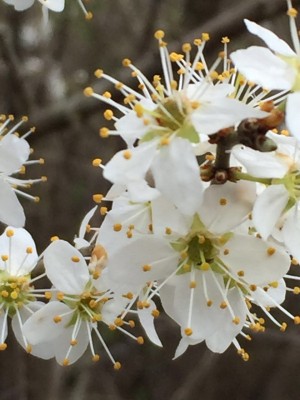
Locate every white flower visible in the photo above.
<box><xmin>23</xmin><ymin>239</ymin><xmax>139</xmax><ymax>367</ymax></box>
<box><xmin>0</xmin><ymin>116</ymin><xmax>45</xmax><ymax>227</ymax></box>
<box><xmin>98</xmin><ymin>181</ymin><xmax>292</xmax><ymax>357</ymax></box>
<box><xmin>230</xmin><ymin>5</ymin><xmax>300</xmax><ymax>140</ymax></box>
<box><xmin>0</xmin><ymin>227</ymin><xmax>53</xmax><ymax>358</ymax></box>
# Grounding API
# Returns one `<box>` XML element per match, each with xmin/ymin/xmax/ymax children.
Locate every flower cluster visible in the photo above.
<box><xmin>2</xmin><ymin>0</ymin><xmax>300</xmax><ymax>368</ymax></box>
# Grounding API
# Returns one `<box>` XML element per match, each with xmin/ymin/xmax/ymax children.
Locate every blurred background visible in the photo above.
<box><xmin>0</xmin><ymin>0</ymin><xmax>300</xmax><ymax>399</ymax></box>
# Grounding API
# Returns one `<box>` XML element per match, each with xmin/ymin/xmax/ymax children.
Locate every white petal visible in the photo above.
<box><xmin>251</xmin><ymin>279</ymin><xmax>286</xmax><ymax>307</ymax></box>
<box><xmin>205</xmin><ymin>288</ymin><xmax>247</xmax><ymax>353</ymax></box>
<box><xmin>231</xmin><ymin>46</ymin><xmax>295</xmax><ymax>90</ymax></box>
<box><xmin>191</xmin><ymin>97</ymin><xmax>268</xmax><ymax>135</ymax></box>
<box><xmin>173</xmin><ymin>337</ymin><xmax>203</xmax><ymax>359</ymax></box>
<box><xmin>286</xmin><ymin>92</ymin><xmax>300</xmax><ymax>141</ymax></box>
<box><xmin>151</xmin><ymin>195</ymin><xmax>192</xmax><ymax>237</ymax></box>
<box><xmin>103</xmin><ymin>141</ymin><xmax>157</xmax><ymax>185</ymax></box>
<box><xmin>0</xmin><ymin>178</ymin><xmax>25</xmax><ymax>227</ymax></box>
<box><xmin>200</xmin><ymin>181</ymin><xmax>256</xmax><ymax>234</ymax></box>
<box><xmin>232</xmin><ymin>145</ymin><xmax>289</xmax><ymax>178</ymax></box>
<box><xmin>253</xmin><ymin>185</ymin><xmax>289</xmax><ymax>239</ymax></box>
<box><xmin>244</xmin><ymin>19</ymin><xmax>296</xmax><ymax>57</ymax></box>
<box><xmin>43</xmin><ymin>240</ymin><xmax>89</xmax><ymax>294</ymax></box>
<box><xmin>107</xmin><ymin>235</ymin><xmax>178</xmax><ymax>290</ymax></box>
<box><xmin>76</xmin><ymin>205</ymin><xmax>97</xmax><ymax>247</ymax></box>
<box><xmin>12</xmin><ymin>303</ymin><xmax>55</xmax><ymax>359</ymax></box>
<box><xmin>38</xmin><ymin>0</ymin><xmax>65</xmax><ymax>11</ymax></box>
<box><xmin>221</xmin><ymin>234</ymin><xmax>290</xmax><ymax>285</ymax></box>
<box><xmin>0</xmin><ymin>227</ymin><xmax>38</xmax><ymax>275</ymax></box>
<box><xmin>282</xmin><ymin>210</ymin><xmax>300</xmax><ymax>260</ymax></box>
<box><xmin>54</xmin><ymin>322</ymin><xmax>89</xmax><ymax>365</ymax></box>
<box><xmin>115</xmin><ymin>111</ymin><xmax>150</xmax><ymax>147</ymax></box>
<box><xmin>138</xmin><ymin>299</ymin><xmax>162</xmax><ymax>347</ymax></box>
<box><xmin>23</xmin><ymin>302</ymin><xmax>72</xmax><ymax>345</ymax></box>
<box><xmin>151</xmin><ymin>138</ymin><xmax>204</xmax><ymax>216</ymax></box>
<box><xmin>127</xmin><ymin>179</ymin><xmax>160</xmax><ymax>202</ymax></box>
<box><xmin>3</xmin><ymin>0</ymin><xmax>34</xmax><ymax>10</ymax></box>
<box><xmin>0</xmin><ymin>134</ymin><xmax>30</xmax><ymax>174</ymax></box>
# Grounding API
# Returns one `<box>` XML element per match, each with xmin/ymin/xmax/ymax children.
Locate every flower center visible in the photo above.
<box><xmin>141</xmin><ymin>97</ymin><xmax>200</xmax><ymax>143</ymax></box>
<box><xmin>0</xmin><ymin>272</ymin><xmax>33</xmax><ymax>316</ymax></box>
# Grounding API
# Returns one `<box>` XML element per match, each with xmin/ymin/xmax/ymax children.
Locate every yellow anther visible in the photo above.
<box><xmin>202</xmin><ymin>32</ymin><xmax>210</xmax><ymax>41</ymax></box>
<box><xmin>249</xmin><ymin>284</ymin><xmax>257</xmax><ymax>291</ymax></box>
<box><xmin>126</xmin><ymin>230</ymin><xmax>133</xmax><ymax>239</ymax></box>
<box><xmin>269</xmin><ymin>281</ymin><xmax>278</xmax><ymax>288</ymax></box>
<box><xmin>62</xmin><ymin>358</ymin><xmax>69</xmax><ymax>366</ymax></box>
<box><xmin>113</xmin><ymin>223</ymin><xmax>122</xmax><ymax>232</ymax></box>
<box><xmin>104</xmin><ymin>110</ymin><xmax>114</xmax><ymax>120</ymax></box>
<box><xmin>114</xmin><ymin>318</ymin><xmax>124</xmax><ymax>327</ymax></box>
<box><xmin>182</xmin><ymin>43</ymin><xmax>191</xmax><ymax>52</ymax></box>
<box><xmin>237</xmin><ymin>270</ymin><xmax>244</xmax><ymax>277</ymax></box>
<box><xmin>142</xmin><ymin>264</ymin><xmax>152</xmax><ymax>272</ymax></box>
<box><xmin>160</xmin><ymin>137</ymin><xmax>170</xmax><ymax>146</ymax></box>
<box><xmin>195</xmin><ymin>62</ymin><xmax>205</xmax><ymax>71</ymax></box>
<box><xmin>34</xmin><ymin>197</ymin><xmax>40</xmax><ymax>203</ymax></box>
<box><xmin>50</xmin><ymin>236</ymin><xmax>59</xmax><ymax>242</ymax></box>
<box><xmin>92</xmin><ymin>158</ymin><xmax>102</xmax><ymax>167</ymax></box>
<box><xmin>10</xmin><ymin>291</ymin><xmax>18</xmax><ymax>300</ymax></box>
<box><xmin>182</xmin><ymin>264</ymin><xmax>190</xmax><ymax>272</ymax></box>
<box><xmin>137</xmin><ymin>336</ymin><xmax>144</xmax><ymax>345</ymax></box>
<box><xmin>223</xmin><ymin>249</ymin><xmax>229</xmax><ymax>256</ymax></box>
<box><xmin>41</xmin><ymin>176</ymin><xmax>47</xmax><ymax>182</ymax></box>
<box><xmin>154</xmin><ymin>30</ymin><xmax>165</xmax><ymax>40</ymax></box>
<box><xmin>221</xmin><ymin>36</ymin><xmax>230</xmax><ymax>44</ymax></box>
<box><xmin>114</xmin><ymin>362</ymin><xmax>122</xmax><ymax>370</ymax></box>
<box><xmin>26</xmin><ymin>344</ymin><xmax>32</xmax><ymax>353</ymax></box>
<box><xmin>281</xmin><ymin>129</ymin><xmax>289</xmax><ymax>136</ymax></box>
<box><xmin>242</xmin><ymin>352</ymin><xmax>249</xmax><ymax>362</ymax></box>
<box><xmin>44</xmin><ymin>291</ymin><xmax>52</xmax><ymax>300</ymax></box>
<box><xmin>123</xmin><ymin>149</ymin><xmax>132</xmax><ymax>160</ymax></box>
<box><xmin>92</xmin><ymin>314</ymin><xmax>102</xmax><ymax>322</ymax></box>
<box><xmin>122</xmin><ymin>58</ymin><xmax>132</xmax><ymax>67</ymax></box>
<box><xmin>83</xmin><ymin>87</ymin><xmax>94</xmax><ymax>97</ymax></box>
<box><xmin>207</xmin><ymin>300</ymin><xmax>213</xmax><ymax>307</ymax></box>
<box><xmin>123</xmin><ymin>292</ymin><xmax>134</xmax><ymax>300</ymax></box>
<box><xmin>151</xmin><ymin>309</ymin><xmax>160</xmax><ymax>318</ymax></box>
<box><xmin>200</xmin><ymin>262</ymin><xmax>210</xmax><ymax>271</ymax></box>
<box><xmin>220</xmin><ymin>301</ymin><xmax>227</xmax><ymax>309</ymax></box>
<box><xmin>85</xmin><ymin>11</ymin><xmax>93</xmax><ymax>20</ymax></box>
<box><xmin>219</xmin><ymin>197</ymin><xmax>227</xmax><ymax>206</ymax></box>
<box><xmin>71</xmin><ymin>256</ymin><xmax>80</xmax><ymax>263</ymax></box>
<box><xmin>93</xmin><ymin>194</ymin><xmax>103</xmax><ymax>204</ymax></box>
<box><xmin>56</xmin><ymin>292</ymin><xmax>64</xmax><ymax>301</ymax></box>
<box><xmin>53</xmin><ymin>315</ymin><xmax>62</xmax><ymax>323</ymax></box>
<box><xmin>184</xmin><ymin>328</ymin><xmax>193</xmax><ymax>336</ymax></box>
<box><xmin>292</xmin><ymin>257</ymin><xmax>299</xmax><ymax>265</ymax></box>
<box><xmin>70</xmin><ymin>339</ymin><xmax>78</xmax><ymax>346</ymax></box>
<box><xmin>19</xmin><ymin>166</ymin><xmax>26</xmax><ymax>174</ymax></box>
<box><xmin>189</xmin><ymin>280</ymin><xmax>197</xmax><ymax>289</ymax></box>
<box><xmin>92</xmin><ymin>354</ymin><xmax>100</xmax><ymax>362</ymax></box>
<box><xmin>94</xmin><ymin>69</ymin><xmax>103</xmax><ymax>78</ymax></box>
<box><xmin>280</xmin><ymin>322</ymin><xmax>287</xmax><ymax>332</ymax></box>
<box><xmin>294</xmin><ymin>286</ymin><xmax>300</xmax><ymax>294</ymax></box>
<box><xmin>165</xmin><ymin>227</ymin><xmax>172</xmax><ymax>235</ymax></box>
<box><xmin>99</xmin><ymin>127</ymin><xmax>109</xmax><ymax>138</ymax></box>
<box><xmin>1</xmin><ymin>290</ymin><xmax>8</xmax><ymax>298</ymax></box>
<box><xmin>267</xmin><ymin>247</ymin><xmax>276</xmax><ymax>256</ymax></box>
<box><xmin>1</xmin><ymin>255</ymin><xmax>8</xmax><ymax>262</ymax></box>
<box><xmin>287</xmin><ymin>7</ymin><xmax>298</xmax><ymax>17</ymax></box>
<box><xmin>134</xmin><ymin>103</ymin><xmax>144</xmax><ymax>118</ymax></box>
<box><xmin>232</xmin><ymin>317</ymin><xmax>240</xmax><ymax>325</ymax></box>
<box><xmin>294</xmin><ymin>316</ymin><xmax>300</xmax><ymax>325</ymax></box>
<box><xmin>100</xmin><ymin>206</ymin><xmax>108</xmax><ymax>215</ymax></box>
<box><xmin>128</xmin><ymin>320</ymin><xmax>135</xmax><ymax>328</ymax></box>
<box><xmin>0</xmin><ymin>343</ymin><xmax>7</xmax><ymax>351</ymax></box>
<box><xmin>210</xmin><ymin>71</ymin><xmax>219</xmax><ymax>80</ymax></box>
<box><xmin>193</xmin><ymin>38</ymin><xmax>202</xmax><ymax>46</ymax></box>
<box><xmin>6</xmin><ymin>229</ymin><xmax>14</xmax><ymax>237</ymax></box>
